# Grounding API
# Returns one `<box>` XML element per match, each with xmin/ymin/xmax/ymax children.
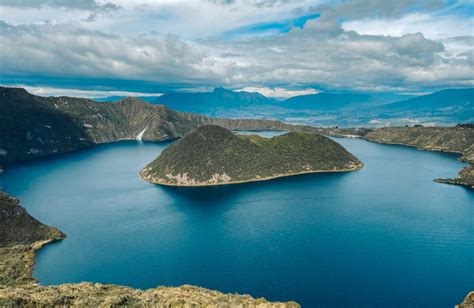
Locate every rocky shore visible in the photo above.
<box><xmin>0</xmin><ymin>283</ymin><xmax>298</xmax><ymax>307</ymax></box>
<box><xmin>456</xmin><ymin>291</ymin><xmax>474</xmax><ymax>308</ymax></box>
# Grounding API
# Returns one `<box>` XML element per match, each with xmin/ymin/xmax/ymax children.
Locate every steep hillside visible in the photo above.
<box><xmin>0</xmin><ymin>86</ymin><xmax>325</xmax><ymax>167</ymax></box>
<box><xmin>0</xmin><ymin>87</ymin><xmax>199</xmax><ymax>164</ymax></box>
<box><xmin>0</xmin><ymin>193</ymin><xmax>64</xmax><ymax>248</ymax></box>
<box><xmin>0</xmin><ymin>192</ymin><xmax>65</xmax><ymax>286</ymax></box>
<box><xmin>0</xmin><ymin>87</ymin><xmax>94</xmax><ymax>164</ymax></box>
<box><xmin>364</xmin><ymin>126</ymin><xmax>474</xmax><ymax>189</ymax></box>
<box><xmin>141</xmin><ymin>125</ymin><xmax>362</xmax><ymax>186</ymax></box>
<box><xmin>382</xmin><ymin>88</ymin><xmax>473</xmax><ymax>111</ymax></box>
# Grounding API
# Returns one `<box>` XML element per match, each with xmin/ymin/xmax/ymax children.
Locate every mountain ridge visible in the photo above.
<box><xmin>0</xmin><ymin>86</ymin><xmax>328</xmax><ymax>167</ymax></box>
<box><xmin>149</xmin><ymin>87</ymin><xmax>472</xmax><ymax>125</ymax></box>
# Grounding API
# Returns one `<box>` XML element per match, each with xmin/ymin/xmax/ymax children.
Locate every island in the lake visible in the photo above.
<box><xmin>140</xmin><ymin>125</ymin><xmax>363</xmax><ymax>186</ymax></box>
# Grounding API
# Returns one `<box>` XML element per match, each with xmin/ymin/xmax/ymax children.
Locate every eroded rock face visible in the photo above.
<box><xmin>141</xmin><ymin>125</ymin><xmax>363</xmax><ymax>186</ymax></box>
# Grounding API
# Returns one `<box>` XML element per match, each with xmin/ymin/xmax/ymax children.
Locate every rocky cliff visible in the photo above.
<box><xmin>364</xmin><ymin>126</ymin><xmax>474</xmax><ymax>189</ymax></box>
<box><xmin>141</xmin><ymin>125</ymin><xmax>363</xmax><ymax>186</ymax></box>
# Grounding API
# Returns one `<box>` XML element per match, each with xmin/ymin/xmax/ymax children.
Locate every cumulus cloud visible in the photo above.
<box><xmin>237</xmin><ymin>87</ymin><xmax>319</xmax><ymax>98</ymax></box>
<box><xmin>206</xmin><ymin>0</ymin><xmax>302</xmax><ymax>8</ymax></box>
<box><xmin>203</xmin><ymin>20</ymin><xmax>472</xmax><ymax>91</ymax></box>
<box><xmin>0</xmin><ymin>0</ymin><xmax>120</xmax><ymax>11</ymax></box>
<box><xmin>0</xmin><ymin>0</ymin><xmax>316</xmax><ymax>39</ymax></box>
<box><xmin>0</xmin><ymin>22</ymin><xmax>227</xmax><ymax>88</ymax></box>
<box><xmin>343</xmin><ymin>12</ymin><xmax>474</xmax><ymax>40</ymax></box>
<box><xmin>0</xmin><ymin>0</ymin><xmax>472</xmax><ymax>93</ymax></box>
<box><xmin>16</xmin><ymin>85</ymin><xmax>163</xmax><ymax>98</ymax></box>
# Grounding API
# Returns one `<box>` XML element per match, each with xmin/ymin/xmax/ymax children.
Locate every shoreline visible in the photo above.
<box><xmin>140</xmin><ymin>162</ymin><xmax>364</xmax><ymax>187</ymax></box>
<box><xmin>363</xmin><ymin>139</ymin><xmax>465</xmax><ymax>156</ymax></box>
<box><xmin>363</xmin><ymin>138</ymin><xmax>473</xmax><ymax>189</ymax></box>
<box><xmin>0</xmin><ymin>191</ymin><xmax>298</xmax><ymax>306</ymax></box>
<box><xmin>27</xmin><ymin>238</ymin><xmax>66</xmax><ymax>284</ymax></box>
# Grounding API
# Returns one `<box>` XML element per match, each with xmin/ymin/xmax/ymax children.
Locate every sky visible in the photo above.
<box><xmin>0</xmin><ymin>0</ymin><xmax>473</xmax><ymax>98</ymax></box>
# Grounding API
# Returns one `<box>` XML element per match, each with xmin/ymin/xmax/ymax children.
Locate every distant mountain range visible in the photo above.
<box><xmin>95</xmin><ymin>87</ymin><xmax>472</xmax><ymax>126</ymax></box>
<box><xmin>281</xmin><ymin>92</ymin><xmax>373</xmax><ymax>110</ymax></box>
<box><xmin>153</xmin><ymin>87</ymin><xmax>276</xmax><ymax>114</ymax></box>
<box><xmin>371</xmin><ymin>88</ymin><xmax>473</xmax><ymax>124</ymax></box>
<box><xmin>150</xmin><ymin>89</ymin><xmax>414</xmax><ymax>113</ymax></box>
<box><xmin>381</xmin><ymin>88</ymin><xmax>473</xmax><ymax>111</ymax></box>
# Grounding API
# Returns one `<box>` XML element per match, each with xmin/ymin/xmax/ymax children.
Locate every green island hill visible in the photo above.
<box><xmin>140</xmin><ymin>125</ymin><xmax>363</xmax><ymax>186</ymax></box>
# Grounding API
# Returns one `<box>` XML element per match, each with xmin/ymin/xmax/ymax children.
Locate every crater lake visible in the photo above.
<box><xmin>0</xmin><ymin>136</ymin><xmax>472</xmax><ymax>307</ymax></box>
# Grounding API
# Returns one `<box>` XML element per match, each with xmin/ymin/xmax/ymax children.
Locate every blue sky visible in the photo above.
<box><xmin>0</xmin><ymin>0</ymin><xmax>472</xmax><ymax>98</ymax></box>
<box><xmin>223</xmin><ymin>13</ymin><xmax>320</xmax><ymax>38</ymax></box>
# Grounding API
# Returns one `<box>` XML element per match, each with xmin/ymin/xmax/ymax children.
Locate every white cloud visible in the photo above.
<box><xmin>343</xmin><ymin>12</ymin><xmax>474</xmax><ymax>41</ymax></box>
<box><xmin>0</xmin><ymin>0</ymin><xmax>472</xmax><ymax>93</ymax></box>
<box><xmin>0</xmin><ymin>0</ymin><xmax>317</xmax><ymax>39</ymax></box>
<box><xmin>237</xmin><ymin>87</ymin><xmax>319</xmax><ymax>98</ymax></box>
<box><xmin>0</xmin><ymin>0</ymin><xmax>119</xmax><ymax>11</ymax></box>
<box><xmin>14</xmin><ymin>85</ymin><xmax>163</xmax><ymax>98</ymax></box>
<box><xmin>0</xmin><ymin>22</ymin><xmax>225</xmax><ymax>86</ymax></box>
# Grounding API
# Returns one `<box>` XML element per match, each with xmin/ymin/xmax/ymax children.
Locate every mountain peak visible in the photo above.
<box><xmin>213</xmin><ymin>87</ymin><xmax>233</xmax><ymax>94</ymax></box>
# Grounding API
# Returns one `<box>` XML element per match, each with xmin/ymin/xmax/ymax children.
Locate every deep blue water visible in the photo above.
<box><xmin>1</xmin><ymin>137</ymin><xmax>473</xmax><ymax>307</ymax></box>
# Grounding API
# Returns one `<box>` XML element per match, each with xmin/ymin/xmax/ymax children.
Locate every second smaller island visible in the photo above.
<box><xmin>140</xmin><ymin>125</ymin><xmax>363</xmax><ymax>186</ymax></box>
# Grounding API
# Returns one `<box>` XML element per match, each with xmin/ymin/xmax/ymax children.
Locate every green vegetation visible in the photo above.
<box><xmin>0</xmin><ymin>192</ymin><xmax>65</xmax><ymax>286</ymax></box>
<box><xmin>0</xmin><ymin>193</ymin><xmax>64</xmax><ymax>248</ymax></box>
<box><xmin>141</xmin><ymin>125</ymin><xmax>363</xmax><ymax>186</ymax></box>
<box><xmin>0</xmin><ymin>284</ymin><xmax>300</xmax><ymax>307</ymax></box>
